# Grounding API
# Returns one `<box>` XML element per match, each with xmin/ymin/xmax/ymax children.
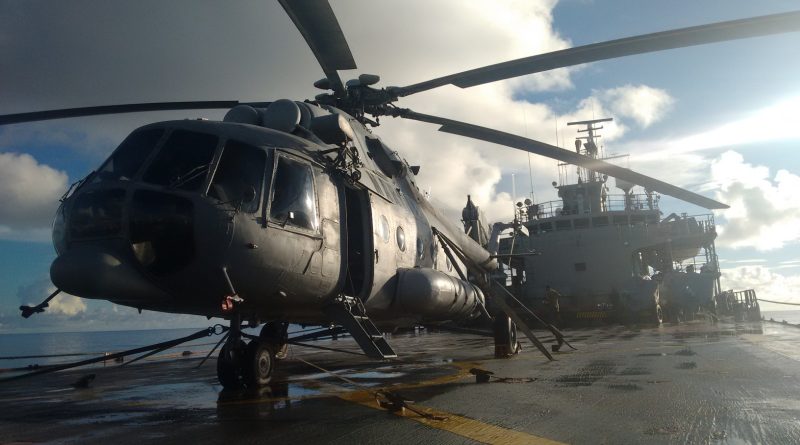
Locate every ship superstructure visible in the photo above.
<box><xmin>497</xmin><ymin>118</ymin><xmax>722</xmax><ymax>323</ymax></box>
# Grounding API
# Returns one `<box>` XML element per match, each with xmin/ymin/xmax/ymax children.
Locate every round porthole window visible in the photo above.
<box><xmin>396</xmin><ymin>226</ymin><xmax>406</xmax><ymax>251</ymax></box>
<box><xmin>378</xmin><ymin>215</ymin><xmax>390</xmax><ymax>243</ymax></box>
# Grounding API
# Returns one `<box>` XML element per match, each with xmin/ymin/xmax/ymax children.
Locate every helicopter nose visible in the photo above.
<box><xmin>51</xmin><ymin>244</ymin><xmax>171</xmax><ymax>304</ymax></box>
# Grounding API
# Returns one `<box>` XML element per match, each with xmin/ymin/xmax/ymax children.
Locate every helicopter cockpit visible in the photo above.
<box><xmin>50</xmin><ymin>120</ymin><xmax>323</xmax><ymax>313</ymax></box>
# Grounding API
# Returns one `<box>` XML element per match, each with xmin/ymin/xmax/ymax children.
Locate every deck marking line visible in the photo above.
<box><xmin>338</xmin><ymin>390</ymin><xmax>566</xmax><ymax>445</ymax></box>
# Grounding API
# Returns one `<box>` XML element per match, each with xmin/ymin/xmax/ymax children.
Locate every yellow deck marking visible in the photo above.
<box><xmin>334</xmin><ymin>362</ymin><xmax>566</xmax><ymax>445</ymax></box>
<box><xmin>338</xmin><ymin>390</ymin><xmax>566</xmax><ymax>445</ymax></box>
<box><xmin>212</xmin><ymin>360</ymin><xmax>566</xmax><ymax>444</ymax></box>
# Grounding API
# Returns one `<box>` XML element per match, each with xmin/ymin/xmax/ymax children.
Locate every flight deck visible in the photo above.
<box><xmin>1</xmin><ymin>319</ymin><xmax>799</xmax><ymax>444</ymax></box>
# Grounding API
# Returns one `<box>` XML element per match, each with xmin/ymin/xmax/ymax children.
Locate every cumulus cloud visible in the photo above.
<box><xmin>0</xmin><ymin>1</ymin><xmax>683</xmax><ymax>226</ymax></box>
<box><xmin>721</xmin><ymin>265</ymin><xmax>800</xmax><ymax>310</ymax></box>
<box><xmin>17</xmin><ymin>278</ymin><xmax>86</xmax><ymax>316</ymax></box>
<box><xmin>598</xmin><ymin>85</ymin><xmax>674</xmax><ymax>128</ymax></box>
<box><xmin>0</xmin><ymin>153</ymin><xmax>68</xmax><ymax>240</ymax></box>
<box><xmin>711</xmin><ymin>151</ymin><xmax>800</xmax><ymax>250</ymax></box>
<box><xmin>622</xmin><ymin>95</ymin><xmax>800</xmax><ymax>163</ymax></box>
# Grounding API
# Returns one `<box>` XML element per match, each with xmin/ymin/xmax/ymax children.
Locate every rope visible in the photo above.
<box><xmin>758</xmin><ymin>298</ymin><xmax>800</xmax><ymax>306</ymax></box>
<box><xmin>296</xmin><ymin>357</ymin><xmax>446</xmax><ymax>421</ymax></box>
<box><xmin>0</xmin><ymin>325</ymin><xmax>226</xmax><ymax>384</ymax></box>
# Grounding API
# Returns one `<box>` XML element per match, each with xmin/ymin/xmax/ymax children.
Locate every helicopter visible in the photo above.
<box><xmin>3</xmin><ymin>1</ymin><xmax>799</xmax><ymax>389</ymax></box>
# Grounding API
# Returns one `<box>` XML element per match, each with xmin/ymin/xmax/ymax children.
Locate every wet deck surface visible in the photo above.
<box><xmin>2</xmin><ymin>320</ymin><xmax>800</xmax><ymax>444</ymax></box>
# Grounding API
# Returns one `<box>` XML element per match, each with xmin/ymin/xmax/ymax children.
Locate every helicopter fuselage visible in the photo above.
<box><xmin>50</xmin><ymin>104</ymin><xmax>492</xmax><ymax>329</ymax></box>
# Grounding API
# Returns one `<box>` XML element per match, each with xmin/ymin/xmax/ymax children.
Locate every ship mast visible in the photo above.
<box><xmin>567</xmin><ymin>117</ymin><xmax>612</xmax><ymax>184</ymax></box>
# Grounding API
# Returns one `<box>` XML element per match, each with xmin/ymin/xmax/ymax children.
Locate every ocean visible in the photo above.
<box><xmin>0</xmin><ymin>327</ymin><xmax>227</xmax><ymax>371</ymax></box>
<box><xmin>761</xmin><ymin>310</ymin><xmax>800</xmax><ymax>325</ymax></box>
<box><xmin>2</xmin><ymin>311</ymin><xmax>799</xmax><ymax>373</ymax></box>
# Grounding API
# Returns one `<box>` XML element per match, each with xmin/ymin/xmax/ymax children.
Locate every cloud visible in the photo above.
<box><xmin>0</xmin><ymin>153</ymin><xmax>68</xmax><ymax>240</ymax></box>
<box><xmin>622</xmin><ymin>95</ymin><xmax>800</xmax><ymax>163</ymax></box>
<box><xmin>711</xmin><ymin>151</ymin><xmax>800</xmax><ymax>250</ymax></box>
<box><xmin>17</xmin><ymin>278</ymin><xmax>86</xmax><ymax>316</ymax></box>
<box><xmin>598</xmin><ymin>85</ymin><xmax>674</xmax><ymax>128</ymax></box>
<box><xmin>721</xmin><ymin>265</ymin><xmax>800</xmax><ymax>310</ymax></box>
<box><xmin>0</xmin><ymin>1</ymin><xmax>684</xmax><ymax>225</ymax></box>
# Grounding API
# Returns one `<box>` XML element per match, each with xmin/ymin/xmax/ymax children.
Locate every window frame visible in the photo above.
<box><xmin>265</xmin><ymin>151</ymin><xmax>321</xmax><ymax>236</ymax></box>
<box><xmin>206</xmin><ymin>138</ymin><xmax>268</xmax><ymax>214</ymax></box>
<box><xmin>139</xmin><ymin>128</ymin><xmax>221</xmax><ymax>192</ymax></box>
<box><xmin>93</xmin><ymin>128</ymin><xmax>168</xmax><ymax>184</ymax></box>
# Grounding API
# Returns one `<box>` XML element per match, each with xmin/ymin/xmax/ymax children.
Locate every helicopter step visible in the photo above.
<box><xmin>323</xmin><ymin>295</ymin><xmax>397</xmax><ymax>360</ymax></box>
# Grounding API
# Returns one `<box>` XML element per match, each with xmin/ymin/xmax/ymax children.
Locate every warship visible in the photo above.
<box><xmin>494</xmin><ymin>118</ymin><xmax>759</xmax><ymax>325</ymax></box>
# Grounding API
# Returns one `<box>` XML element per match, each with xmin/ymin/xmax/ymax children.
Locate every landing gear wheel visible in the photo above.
<box><xmin>244</xmin><ymin>341</ymin><xmax>275</xmax><ymax>388</ymax></box>
<box><xmin>493</xmin><ymin>314</ymin><xmax>519</xmax><ymax>358</ymax></box>
<box><xmin>217</xmin><ymin>340</ymin><xmax>246</xmax><ymax>389</ymax></box>
<box><xmin>260</xmin><ymin>322</ymin><xmax>289</xmax><ymax>360</ymax></box>
<box><xmin>655</xmin><ymin>305</ymin><xmax>664</xmax><ymax>324</ymax></box>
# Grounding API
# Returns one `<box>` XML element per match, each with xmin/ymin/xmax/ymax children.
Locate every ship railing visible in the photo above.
<box><xmin>715</xmin><ymin>289</ymin><xmax>761</xmax><ymax>321</ymax></box>
<box><xmin>661</xmin><ymin>213</ymin><xmax>716</xmax><ymax>236</ymax></box>
<box><xmin>516</xmin><ymin>193</ymin><xmax>660</xmax><ymax>221</ymax></box>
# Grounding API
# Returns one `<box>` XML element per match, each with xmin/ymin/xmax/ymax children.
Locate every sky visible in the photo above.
<box><xmin>1</xmin><ymin>0</ymin><xmax>799</xmax><ymax>332</ymax></box>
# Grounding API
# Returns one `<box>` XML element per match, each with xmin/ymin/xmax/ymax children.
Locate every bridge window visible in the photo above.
<box><xmin>630</xmin><ymin>214</ymin><xmax>646</xmax><ymax>225</ymax></box>
<box><xmin>574</xmin><ymin>218</ymin><xmax>589</xmax><ymax>229</ymax></box>
<box><xmin>613</xmin><ymin>215</ymin><xmax>629</xmax><ymax>225</ymax></box>
<box><xmin>555</xmin><ymin>220</ymin><xmax>572</xmax><ymax>231</ymax></box>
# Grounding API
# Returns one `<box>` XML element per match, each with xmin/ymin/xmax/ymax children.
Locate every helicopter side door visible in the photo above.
<box><xmin>339</xmin><ymin>183</ymin><xmax>373</xmax><ymax>300</ymax></box>
<box><xmin>259</xmin><ymin>152</ymin><xmax>340</xmax><ymax>313</ymax></box>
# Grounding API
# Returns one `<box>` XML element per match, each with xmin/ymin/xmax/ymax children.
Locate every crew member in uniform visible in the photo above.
<box><xmin>545</xmin><ymin>285</ymin><xmax>562</xmax><ymax>327</ymax></box>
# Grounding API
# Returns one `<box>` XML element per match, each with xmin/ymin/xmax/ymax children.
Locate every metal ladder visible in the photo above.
<box><xmin>323</xmin><ymin>295</ymin><xmax>397</xmax><ymax>359</ymax></box>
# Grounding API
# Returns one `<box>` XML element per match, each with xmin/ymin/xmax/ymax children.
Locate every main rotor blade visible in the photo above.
<box><xmin>396</xmin><ymin>10</ymin><xmax>800</xmax><ymax>97</ymax></box>
<box><xmin>278</xmin><ymin>0</ymin><xmax>357</xmax><ymax>97</ymax></box>
<box><xmin>399</xmin><ymin>110</ymin><xmax>729</xmax><ymax>210</ymax></box>
<box><xmin>0</xmin><ymin>101</ymin><xmax>247</xmax><ymax>125</ymax></box>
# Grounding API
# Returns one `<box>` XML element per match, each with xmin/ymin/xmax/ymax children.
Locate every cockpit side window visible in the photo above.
<box><xmin>143</xmin><ymin>130</ymin><xmax>218</xmax><ymax>191</ymax></box>
<box><xmin>208</xmin><ymin>140</ymin><xmax>266</xmax><ymax>214</ymax></box>
<box><xmin>269</xmin><ymin>155</ymin><xmax>319</xmax><ymax>232</ymax></box>
<box><xmin>94</xmin><ymin>128</ymin><xmax>164</xmax><ymax>182</ymax></box>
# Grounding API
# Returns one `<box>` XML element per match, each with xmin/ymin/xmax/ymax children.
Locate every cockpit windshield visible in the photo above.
<box><xmin>143</xmin><ymin>130</ymin><xmax>218</xmax><ymax>191</ymax></box>
<box><xmin>93</xmin><ymin>128</ymin><xmax>164</xmax><ymax>183</ymax></box>
<box><xmin>208</xmin><ymin>140</ymin><xmax>266</xmax><ymax>213</ymax></box>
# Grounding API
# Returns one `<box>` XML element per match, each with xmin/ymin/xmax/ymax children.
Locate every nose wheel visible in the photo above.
<box><xmin>493</xmin><ymin>313</ymin><xmax>520</xmax><ymax>358</ymax></box>
<box><xmin>217</xmin><ymin>339</ymin><xmax>246</xmax><ymax>388</ymax></box>
<box><xmin>216</xmin><ymin>318</ymin><xmax>285</xmax><ymax>389</ymax></box>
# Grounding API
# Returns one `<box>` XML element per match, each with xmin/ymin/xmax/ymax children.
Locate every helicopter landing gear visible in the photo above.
<box><xmin>216</xmin><ymin>314</ymin><xmax>278</xmax><ymax>389</ymax></box>
<box><xmin>244</xmin><ymin>340</ymin><xmax>275</xmax><ymax>387</ymax></box>
<box><xmin>259</xmin><ymin>322</ymin><xmax>289</xmax><ymax>360</ymax></box>
<box><xmin>217</xmin><ymin>339</ymin><xmax>246</xmax><ymax>389</ymax></box>
<box><xmin>493</xmin><ymin>313</ymin><xmax>520</xmax><ymax>358</ymax></box>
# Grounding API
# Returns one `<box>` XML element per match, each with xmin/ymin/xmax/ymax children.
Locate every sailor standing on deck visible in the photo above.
<box><xmin>545</xmin><ymin>285</ymin><xmax>562</xmax><ymax>327</ymax></box>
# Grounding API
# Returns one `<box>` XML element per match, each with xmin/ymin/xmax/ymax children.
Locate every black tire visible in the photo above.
<box><xmin>260</xmin><ymin>322</ymin><xmax>289</xmax><ymax>360</ymax></box>
<box><xmin>244</xmin><ymin>340</ymin><xmax>275</xmax><ymax>388</ymax></box>
<box><xmin>217</xmin><ymin>340</ymin><xmax>245</xmax><ymax>389</ymax></box>
<box><xmin>656</xmin><ymin>305</ymin><xmax>664</xmax><ymax>324</ymax></box>
<box><xmin>493</xmin><ymin>314</ymin><xmax>519</xmax><ymax>358</ymax></box>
